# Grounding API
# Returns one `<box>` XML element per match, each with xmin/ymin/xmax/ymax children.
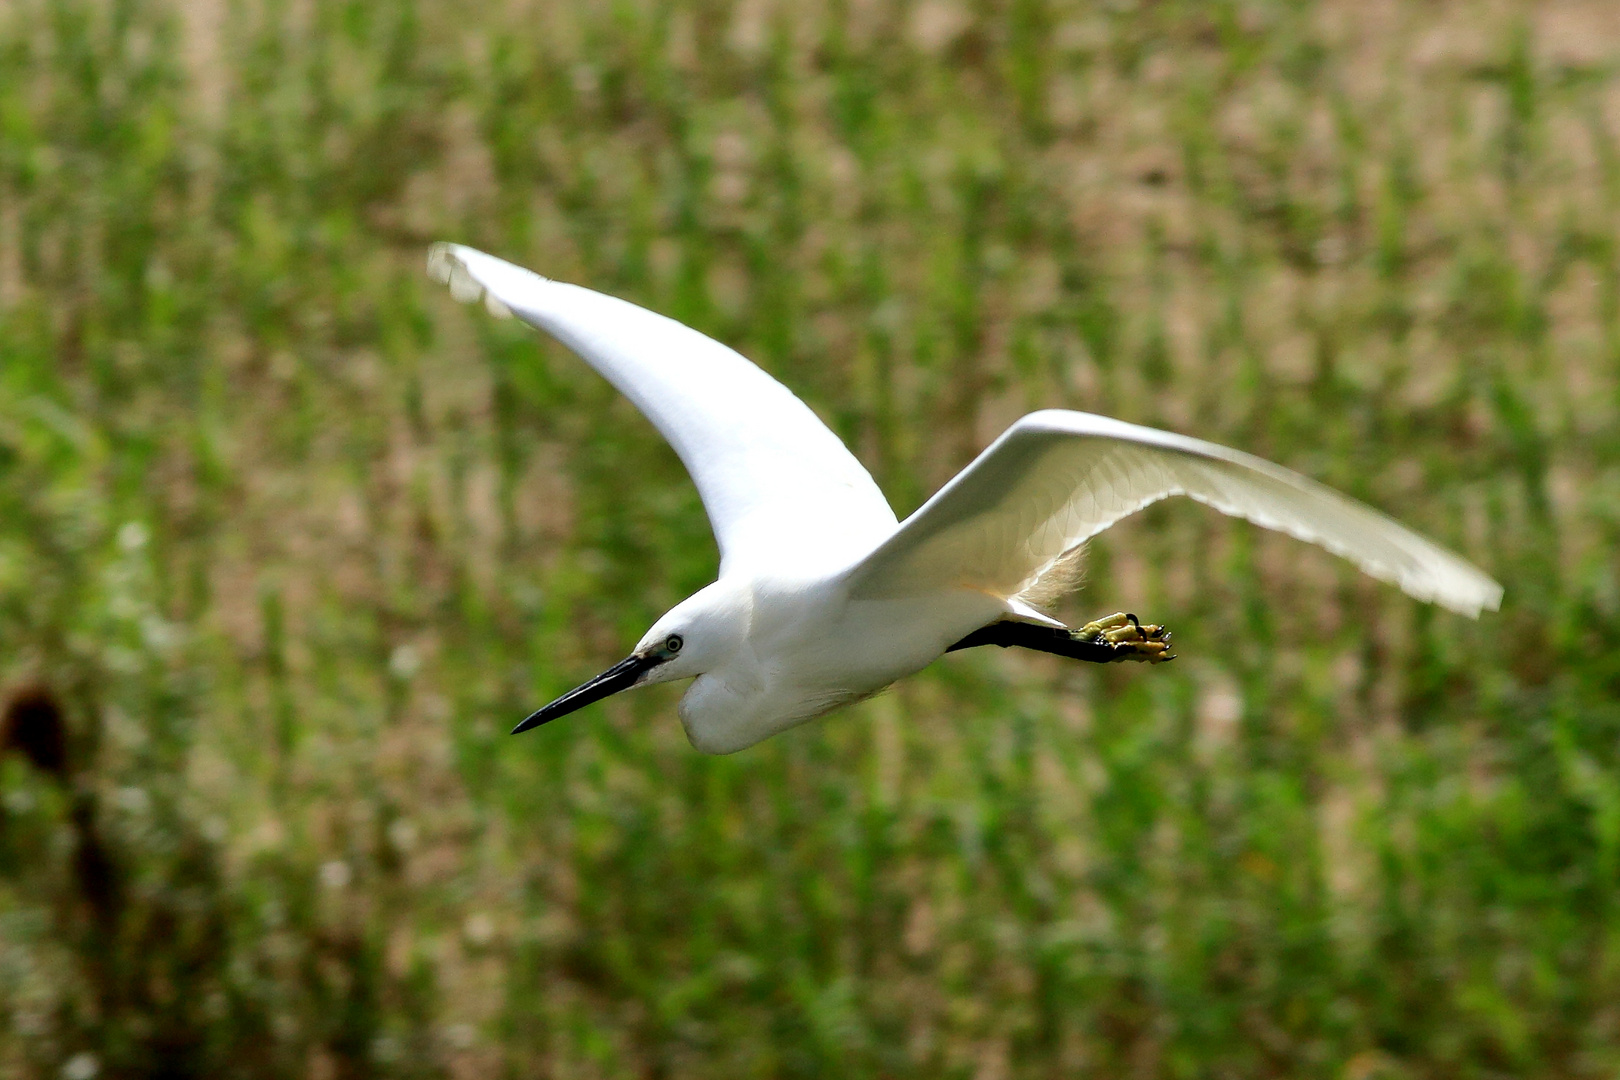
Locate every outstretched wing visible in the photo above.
<box><xmin>430</xmin><ymin>245</ymin><xmax>897</xmax><ymax>575</ymax></box>
<box><xmin>845</xmin><ymin>410</ymin><xmax>1502</xmax><ymax>618</ymax></box>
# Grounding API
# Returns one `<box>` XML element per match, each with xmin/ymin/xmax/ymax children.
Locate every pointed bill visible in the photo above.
<box><xmin>514</xmin><ymin>653</ymin><xmax>662</xmax><ymax>734</ymax></box>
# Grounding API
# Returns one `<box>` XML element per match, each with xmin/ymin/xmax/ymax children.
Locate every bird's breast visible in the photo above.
<box><xmin>677</xmin><ymin>586</ymin><xmax>1005</xmax><ymax>754</ymax></box>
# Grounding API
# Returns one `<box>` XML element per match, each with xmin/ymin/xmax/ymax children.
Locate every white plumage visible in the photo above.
<box><xmin>849</xmin><ymin>410</ymin><xmax>1501</xmax><ymax>617</ymax></box>
<box><xmin>430</xmin><ymin>244</ymin><xmax>1501</xmax><ymax>754</ymax></box>
<box><xmin>432</xmin><ymin>245</ymin><xmax>897</xmax><ymax>577</ymax></box>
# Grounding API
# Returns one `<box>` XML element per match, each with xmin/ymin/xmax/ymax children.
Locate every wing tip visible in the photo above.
<box><xmin>1464</xmin><ymin>579</ymin><xmax>1505</xmax><ymax>619</ymax></box>
<box><xmin>1405</xmin><ymin>568</ymin><xmax>1503</xmax><ymax>619</ymax></box>
<box><xmin>426</xmin><ymin>242</ymin><xmax>521</xmax><ymax>319</ymax></box>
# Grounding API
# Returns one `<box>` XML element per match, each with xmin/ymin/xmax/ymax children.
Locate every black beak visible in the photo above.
<box><xmin>513</xmin><ymin>653</ymin><xmax>662</xmax><ymax>734</ymax></box>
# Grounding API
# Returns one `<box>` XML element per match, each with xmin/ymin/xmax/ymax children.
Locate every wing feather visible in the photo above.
<box><xmin>429</xmin><ymin>245</ymin><xmax>897</xmax><ymax>574</ymax></box>
<box><xmin>846</xmin><ymin>410</ymin><xmax>1502</xmax><ymax>617</ymax></box>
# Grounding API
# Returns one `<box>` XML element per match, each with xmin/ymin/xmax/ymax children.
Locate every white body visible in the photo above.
<box><xmin>431</xmin><ymin>245</ymin><xmax>1503</xmax><ymax>754</ymax></box>
<box><xmin>658</xmin><ymin>579</ymin><xmax>1004</xmax><ymax>753</ymax></box>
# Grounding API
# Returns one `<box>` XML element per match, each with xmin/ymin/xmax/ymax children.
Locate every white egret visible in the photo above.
<box><xmin>428</xmin><ymin>244</ymin><xmax>1501</xmax><ymax>754</ymax></box>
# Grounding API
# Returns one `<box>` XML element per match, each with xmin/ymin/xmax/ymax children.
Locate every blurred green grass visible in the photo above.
<box><xmin>0</xmin><ymin>0</ymin><xmax>1617</xmax><ymax>1076</ymax></box>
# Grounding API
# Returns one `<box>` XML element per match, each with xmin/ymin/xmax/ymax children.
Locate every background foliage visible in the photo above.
<box><xmin>0</xmin><ymin>0</ymin><xmax>1616</xmax><ymax>1076</ymax></box>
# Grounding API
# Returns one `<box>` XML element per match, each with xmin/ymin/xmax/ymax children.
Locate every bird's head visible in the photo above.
<box><xmin>511</xmin><ymin>581</ymin><xmax>748</xmax><ymax>734</ymax></box>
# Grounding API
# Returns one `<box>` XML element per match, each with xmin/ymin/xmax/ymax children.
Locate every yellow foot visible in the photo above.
<box><xmin>1075</xmin><ymin>612</ymin><xmax>1175</xmax><ymax>664</ymax></box>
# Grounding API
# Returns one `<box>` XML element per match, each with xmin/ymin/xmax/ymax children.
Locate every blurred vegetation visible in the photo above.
<box><xmin>0</xmin><ymin>0</ymin><xmax>1616</xmax><ymax>1076</ymax></box>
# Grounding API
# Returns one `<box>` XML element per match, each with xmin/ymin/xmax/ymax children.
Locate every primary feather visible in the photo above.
<box><xmin>429</xmin><ymin>244</ymin><xmax>897</xmax><ymax>576</ymax></box>
<box><xmin>846</xmin><ymin>410</ymin><xmax>1502</xmax><ymax>618</ymax></box>
<box><xmin>432</xmin><ymin>246</ymin><xmax>1500</xmax><ymax>620</ymax></box>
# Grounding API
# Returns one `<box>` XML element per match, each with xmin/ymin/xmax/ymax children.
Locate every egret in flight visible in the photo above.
<box><xmin>429</xmin><ymin>245</ymin><xmax>1501</xmax><ymax>754</ymax></box>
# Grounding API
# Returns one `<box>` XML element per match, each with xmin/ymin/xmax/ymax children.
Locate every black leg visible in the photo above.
<box><xmin>947</xmin><ymin>612</ymin><xmax>1174</xmax><ymax>664</ymax></box>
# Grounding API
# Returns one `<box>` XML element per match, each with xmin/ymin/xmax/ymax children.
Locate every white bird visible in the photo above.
<box><xmin>428</xmin><ymin>244</ymin><xmax>1502</xmax><ymax>754</ymax></box>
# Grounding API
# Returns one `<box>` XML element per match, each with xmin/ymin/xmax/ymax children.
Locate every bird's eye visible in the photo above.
<box><xmin>665</xmin><ymin>634</ymin><xmax>683</xmax><ymax>654</ymax></box>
